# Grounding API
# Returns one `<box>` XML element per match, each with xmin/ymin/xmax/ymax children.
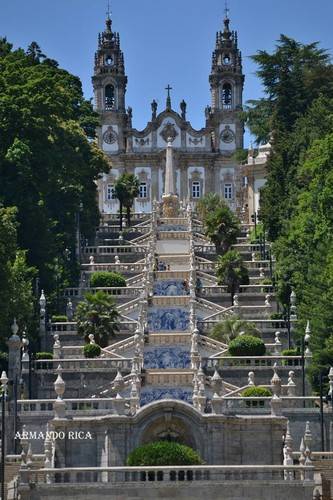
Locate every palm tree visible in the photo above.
<box><xmin>115</xmin><ymin>173</ymin><xmax>140</xmax><ymax>231</ymax></box>
<box><xmin>216</xmin><ymin>250</ymin><xmax>249</xmax><ymax>303</ymax></box>
<box><xmin>210</xmin><ymin>315</ymin><xmax>260</xmax><ymax>344</ymax></box>
<box><xmin>204</xmin><ymin>204</ymin><xmax>240</xmax><ymax>254</ymax></box>
<box><xmin>75</xmin><ymin>291</ymin><xmax>120</xmax><ymax>347</ymax></box>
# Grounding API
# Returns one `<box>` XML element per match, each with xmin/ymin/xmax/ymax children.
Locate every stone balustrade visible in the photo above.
<box><xmin>83</xmin><ymin>245</ymin><xmax>147</xmax><ymax>256</ymax></box>
<box><xmin>117</xmin><ymin>297</ymin><xmax>142</xmax><ymax>314</ymax></box>
<box><xmin>81</xmin><ymin>262</ymin><xmax>146</xmax><ymax>273</ymax></box>
<box><xmin>50</xmin><ymin>322</ymin><xmax>77</xmax><ymax>333</ymax></box>
<box><xmin>200</xmin><ymin>285</ymin><xmax>275</xmax><ymax>296</ymax></box>
<box><xmin>215</xmin><ymin>396</ymin><xmax>320</xmax><ymax>414</ymax></box>
<box><xmin>194</xmin><ymin>245</ymin><xmax>216</xmax><ymax>255</ymax></box>
<box><xmin>204</xmin><ymin>356</ymin><xmax>307</xmax><ymax>369</ymax></box>
<box><xmin>32</xmin><ymin>358</ymin><xmax>132</xmax><ymax>372</ymax></box>
<box><xmin>158</xmin><ymin>230</ymin><xmax>190</xmax><ymax>239</ymax></box>
<box><xmin>101</xmin><ymin>213</ymin><xmax>149</xmax><ymax>222</ymax></box>
<box><xmin>155</xmin><ymin>270</ymin><xmax>189</xmax><ymax>280</ymax></box>
<box><xmin>19</xmin><ymin>465</ymin><xmax>314</xmax><ymax>485</ymax></box>
<box><xmin>64</xmin><ymin>287</ymin><xmax>142</xmax><ymax>298</ymax></box>
<box><xmin>145</xmin><ymin>370</ymin><xmax>194</xmax><ymax>386</ymax></box>
<box><xmin>17</xmin><ymin>397</ymin><xmax>129</xmax><ymax>416</ymax></box>
<box><xmin>152</xmin><ymin>296</ymin><xmax>190</xmax><ymax>307</ymax></box>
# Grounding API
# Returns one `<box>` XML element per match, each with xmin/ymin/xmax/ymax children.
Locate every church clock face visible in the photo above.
<box><xmin>105</xmin><ymin>55</ymin><xmax>113</xmax><ymax>66</ymax></box>
<box><xmin>103</xmin><ymin>126</ymin><xmax>117</xmax><ymax>145</ymax></box>
<box><xmin>221</xmin><ymin>126</ymin><xmax>235</xmax><ymax>144</ymax></box>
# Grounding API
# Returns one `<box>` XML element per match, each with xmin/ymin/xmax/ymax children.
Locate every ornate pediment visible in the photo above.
<box><xmin>220</xmin><ymin>125</ymin><xmax>235</xmax><ymax>143</ymax></box>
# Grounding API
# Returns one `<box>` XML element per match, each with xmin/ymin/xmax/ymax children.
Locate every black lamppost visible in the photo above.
<box><xmin>301</xmin><ymin>322</ymin><xmax>311</xmax><ymax>407</ymax></box>
<box><xmin>1</xmin><ymin>371</ymin><xmax>8</xmax><ymax>500</ymax></box>
<box><xmin>319</xmin><ymin>372</ymin><xmax>325</xmax><ymax>451</ymax></box>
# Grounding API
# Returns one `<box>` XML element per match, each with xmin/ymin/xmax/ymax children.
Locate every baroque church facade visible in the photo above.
<box><xmin>94</xmin><ymin>12</ymin><xmax>245</xmax><ymax>214</ymax></box>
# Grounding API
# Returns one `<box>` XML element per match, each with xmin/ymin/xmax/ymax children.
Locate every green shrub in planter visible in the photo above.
<box><xmin>90</xmin><ymin>272</ymin><xmax>126</xmax><ymax>288</ymax></box>
<box><xmin>52</xmin><ymin>315</ymin><xmax>68</xmax><ymax>323</ymax></box>
<box><xmin>241</xmin><ymin>386</ymin><xmax>272</xmax><ymax>398</ymax></box>
<box><xmin>83</xmin><ymin>344</ymin><xmax>101</xmax><ymax>358</ymax></box>
<box><xmin>35</xmin><ymin>352</ymin><xmax>54</xmax><ymax>360</ymax></box>
<box><xmin>241</xmin><ymin>386</ymin><xmax>272</xmax><ymax>407</ymax></box>
<box><xmin>126</xmin><ymin>441</ymin><xmax>204</xmax><ymax>466</ymax></box>
<box><xmin>228</xmin><ymin>335</ymin><xmax>266</xmax><ymax>357</ymax></box>
<box><xmin>281</xmin><ymin>348</ymin><xmax>299</xmax><ymax>366</ymax></box>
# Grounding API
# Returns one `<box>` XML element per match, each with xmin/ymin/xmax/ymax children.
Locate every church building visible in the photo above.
<box><xmin>93</xmin><ymin>10</ymin><xmax>246</xmax><ymax>215</ymax></box>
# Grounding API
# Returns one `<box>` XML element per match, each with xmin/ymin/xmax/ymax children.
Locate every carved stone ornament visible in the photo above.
<box><xmin>160</xmin><ymin>123</ymin><xmax>179</xmax><ymax>143</ymax></box>
<box><xmin>189</xmin><ymin>137</ymin><xmax>203</xmax><ymax>146</ymax></box>
<box><xmin>135</xmin><ymin>137</ymin><xmax>150</xmax><ymax>146</ymax></box>
<box><xmin>220</xmin><ymin>125</ymin><xmax>235</xmax><ymax>144</ymax></box>
<box><xmin>103</xmin><ymin>126</ymin><xmax>118</xmax><ymax>145</ymax></box>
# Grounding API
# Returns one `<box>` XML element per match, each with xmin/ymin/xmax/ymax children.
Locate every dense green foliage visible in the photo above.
<box><xmin>83</xmin><ymin>343</ymin><xmax>101</xmax><ymax>359</ymax></box>
<box><xmin>197</xmin><ymin>194</ymin><xmax>240</xmax><ymax>254</ymax></box>
<box><xmin>126</xmin><ymin>441</ymin><xmax>204</xmax><ymax>466</ymax></box>
<box><xmin>245</xmin><ymin>35</ymin><xmax>333</xmax><ymax>389</ymax></box>
<box><xmin>0</xmin><ymin>38</ymin><xmax>108</xmax><ymax>317</ymax></box>
<box><xmin>241</xmin><ymin>387</ymin><xmax>272</xmax><ymax>397</ymax></box>
<box><xmin>209</xmin><ymin>316</ymin><xmax>260</xmax><ymax>344</ymax></box>
<box><xmin>90</xmin><ymin>271</ymin><xmax>126</xmax><ymax>288</ymax></box>
<box><xmin>75</xmin><ymin>291</ymin><xmax>119</xmax><ymax>347</ymax></box>
<box><xmin>51</xmin><ymin>315</ymin><xmax>68</xmax><ymax>323</ymax></box>
<box><xmin>114</xmin><ymin>173</ymin><xmax>140</xmax><ymax>230</ymax></box>
<box><xmin>0</xmin><ymin>206</ymin><xmax>36</xmax><ymax>347</ymax></box>
<box><xmin>216</xmin><ymin>250</ymin><xmax>249</xmax><ymax>302</ymax></box>
<box><xmin>228</xmin><ymin>335</ymin><xmax>266</xmax><ymax>357</ymax></box>
<box><xmin>35</xmin><ymin>352</ymin><xmax>53</xmax><ymax>360</ymax></box>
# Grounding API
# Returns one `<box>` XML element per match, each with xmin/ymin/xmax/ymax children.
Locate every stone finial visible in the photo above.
<box><xmin>115</xmin><ymin>255</ymin><xmax>120</xmax><ymax>264</ymax></box>
<box><xmin>304</xmin><ymin>421</ymin><xmax>312</xmax><ymax>452</ymax></box>
<box><xmin>287</xmin><ymin>371</ymin><xmax>296</xmax><ymax>397</ymax></box>
<box><xmin>259</xmin><ymin>267</ymin><xmax>265</xmax><ymax>279</ymax></box>
<box><xmin>11</xmin><ymin>318</ymin><xmax>19</xmax><ymax>336</ymax></box>
<box><xmin>54</xmin><ymin>364</ymin><xmax>66</xmax><ymax>419</ymax></box>
<box><xmin>251</xmin><ymin>252</ymin><xmax>256</xmax><ymax>262</ymax></box>
<box><xmin>88</xmin><ymin>334</ymin><xmax>96</xmax><ymax>345</ymax></box>
<box><xmin>233</xmin><ymin>294</ymin><xmax>239</xmax><ymax>307</ymax></box>
<box><xmin>89</xmin><ymin>255</ymin><xmax>95</xmax><ymax>265</ymax></box>
<box><xmin>53</xmin><ymin>334</ymin><xmax>62</xmax><ymax>359</ymax></box>
<box><xmin>26</xmin><ymin>443</ymin><xmax>33</xmax><ymax>467</ymax></box>
<box><xmin>329</xmin><ymin>367</ymin><xmax>333</xmax><ymax>401</ymax></box>
<box><xmin>20</xmin><ymin>424</ymin><xmax>29</xmax><ymax>457</ymax></box>
<box><xmin>114</xmin><ymin>393</ymin><xmax>126</xmax><ymax>415</ymax></box>
<box><xmin>299</xmin><ymin>437</ymin><xmax>306</xmax><ymax>467</ymax></box>
<box><xmin>248</xmin><ymin>371</ymin><xmax>255</xmax><ymax>386</ymax></box>
<box><xmin>304</xmin><ymin>321</ymin><xmax>312</xmax><ymax>356</ymax></box>
<box><xmin>211</xmin><ymin>367</ymin><xmax>222</xmax><ymax>395</ymax></box>
<box><xmin>113</xmin><ymin>369</ymin><xmax>124</xmax><ymax>392</ymax></box>
<box><xmin>283</xmin><ymin>421</ymin><xmax>294</xmax><ymax>479</ymax></box>
<box><xmin>265</xmin><ymin>294</ymin><xmax>271</xmax><ymax>307</ymax></box>
<box><xmin>66</xmin><ymin>299</ymin><xmax>74</xmax><ymax>321</ymax></box>
<box><xmin>290</xmin><ymin>290</ymin><xmax>297</xmax><ymax>319</ymax></box>
<box><xmin>21</xmin><ymin>331</ymin><xmax>30</xmax><ymax>364</ymax></box>
<box><xmin>274</xmin><ymin>331</ymin><xmax>282</xmax><ymax>356</ymax></box>
<box><xmin>39</xmin><ymin>290</ymin><xmax>46</xmax><ymax>313</ymax></box>
<box><xmin>271</xmin><ymin>363</ymin><xmax>282</xmax><ymax>396</ymax></box>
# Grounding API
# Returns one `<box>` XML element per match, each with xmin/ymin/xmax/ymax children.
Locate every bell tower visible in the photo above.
<box><xmin>93</xmin><ymin>10</ymin><xmax>128</xmax><ymax>153</ymax></box>
<box><xmin>208</xmin><ymin>7</ymin><xmax>244</xmax><ymax>152</ymax></box>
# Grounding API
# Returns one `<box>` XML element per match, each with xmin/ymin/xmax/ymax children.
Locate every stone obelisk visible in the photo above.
<box><xmin>162</xmin><ymin>138</ymin><xmax>179</xmax><ymax>217</ymax></box>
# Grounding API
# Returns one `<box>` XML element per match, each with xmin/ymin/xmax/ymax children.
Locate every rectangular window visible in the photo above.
<box><xmin>224</xmin><ymin>183</ymin><xmax>233</xmax><ymax>199</ymax></box>
<box><xmin>139</xmin><ymin>182</ymin><xmax>147</xmax><ymax>199</ymax></box>
<box><xmin>106</xmin><ymin>184</ymin><xmax>116</xmax><ymax>201</ymax></box>
<box><xmin>192</xmin><ymin>181</ymin><xmax>201</xmax><ymax>199</ymax></box>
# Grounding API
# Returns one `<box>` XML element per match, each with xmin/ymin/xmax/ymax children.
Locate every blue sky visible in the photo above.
<box><xmin>1</xmin><ymin>0</ymin><xmax>332</xmax><ymax>145</ymax></box>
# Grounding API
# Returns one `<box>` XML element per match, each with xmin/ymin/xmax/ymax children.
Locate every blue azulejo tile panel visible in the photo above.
<box><xmin>148</xmin><ymin>308</ymin><xmax>189</xmax><ymax>331</ymax></box>
<box><xmin>144</xmin><ymin>347</ymin><xmax>190</xmax><ymax>369</ymax></box>
<box><xmin>154</xmin><ymin>280</ymin><xmax>189</xmax><ymax>296</ymax></box>
<box><xmin>140</xmin><ymin>387</ymin><xmax>193</xmax><ymax>406</ymax></box>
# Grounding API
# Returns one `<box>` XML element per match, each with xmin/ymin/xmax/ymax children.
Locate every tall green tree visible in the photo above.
<box><xmin>216</xmin><ymin>250</ymin><xmax>249</xmax><ymax>304</ymax></box>
<box><xmin>204</xmin><ymin>204</ymin><xmax>240</xmax><ymax>255</ymax></box>
<box><xmin>0</xmin><ymin>39</ymin><xmax>109</xmax><ymax>309</ymax></box>
<box><xmin>115</xmin><ymin>173</ymin><xmax>140</xmax><ymax>230</ymax></box>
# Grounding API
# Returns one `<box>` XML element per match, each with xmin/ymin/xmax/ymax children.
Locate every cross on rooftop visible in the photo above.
<box><xmin>165</xmin><ymin>84</ymin><xmax>173</xmax><ymax>98</ymax></box>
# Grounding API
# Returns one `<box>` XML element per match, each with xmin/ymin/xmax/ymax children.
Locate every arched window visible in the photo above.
<box><xmin>222</xmin><ymin>83</ymin><xmax>232</xmax><ymax>109</ymax></box>
<box><xmin>105</xmin><ymin>84</ymin><xmax>115</xmax><ymax>110</ymax></box>
<box><xmin>223</xmin><ymin>53</ymin><xmax>231</xmax><ymax>65</ymax></box>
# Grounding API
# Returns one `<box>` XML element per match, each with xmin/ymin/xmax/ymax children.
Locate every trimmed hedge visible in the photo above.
<box><xmin>83</xmin><ymin>343</ymin><xmax>101</xmax><ymax>358</ymax></box>
<box><xmin>241</xmin><ymin>387</ymin><xmax>272</xmax><ymax>397</ymax></box>
<box><xmin>35</xmin><ymin>352</ymin><xmax>54</xmax><ymax>360</ymax></box>
<box><xmin>281</xmin><ymin>348</ymin><xmax>299</xmax><ymax>356</ymax></box>
<box><xmin>52</xmin><ymin>315</ymin><xmax>68</xmax><ymax>323</ymax></box>
<box><xmin>126</xmin><ymin>441</ymin><xmax>204</xmax><ymax>466</ymax></box>
<box><xmin>90</xmin><ymin>272</ymin><xmax>126</xmax><ymax>288</ymax></box>
<box><xmin>228</xmin><ymin>335</ymin><xmax>266</xmax><ymax>357</ymax></box>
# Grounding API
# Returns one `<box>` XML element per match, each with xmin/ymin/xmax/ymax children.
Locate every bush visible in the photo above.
<box><xmin>241</xmin><ymin>386</ymin><xmax>272</xmax><ymax>397</ymax></box>
<box><xmin>228</xmin><ymin>335</ymin><xmax>266</xmax><ymax>357</ymax></box>
<box><xmin>90</xmin><ymin>272</ymin><xmax>126</xmax><ymax>288</ymax></box>
<box><xmin>126</xmin><ymin>441</ymin><xmax>204</xmax><ymax>466</ymax></box>
<box><xmin>281</xmin><ymin>348</ymin><xmax>299</xmax><ymax>356</ymax></box>
<box><xmin>83</xmin><ymin>343</ymin><xmax>101</xmax><ymax>358</ymax></box>
<box><xmin>52</xmin><ymin>315</ymin><xmax>68</xmax><ymax>322</ymax></box>
<box><xmin>270</xmin><ymin>312</ymin><xmax>283</xmax><ymax>320</ymax></box>
<box><xmin>35</xmin><ymin>352</ymin><xmax>53</xmax><ymax>360</ymax></box>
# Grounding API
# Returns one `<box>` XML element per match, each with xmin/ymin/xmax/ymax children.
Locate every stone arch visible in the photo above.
<box><xmin>133</xmin><ymin>400</ymin><xmax>205</xmax><ymax>456</ymax></box>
